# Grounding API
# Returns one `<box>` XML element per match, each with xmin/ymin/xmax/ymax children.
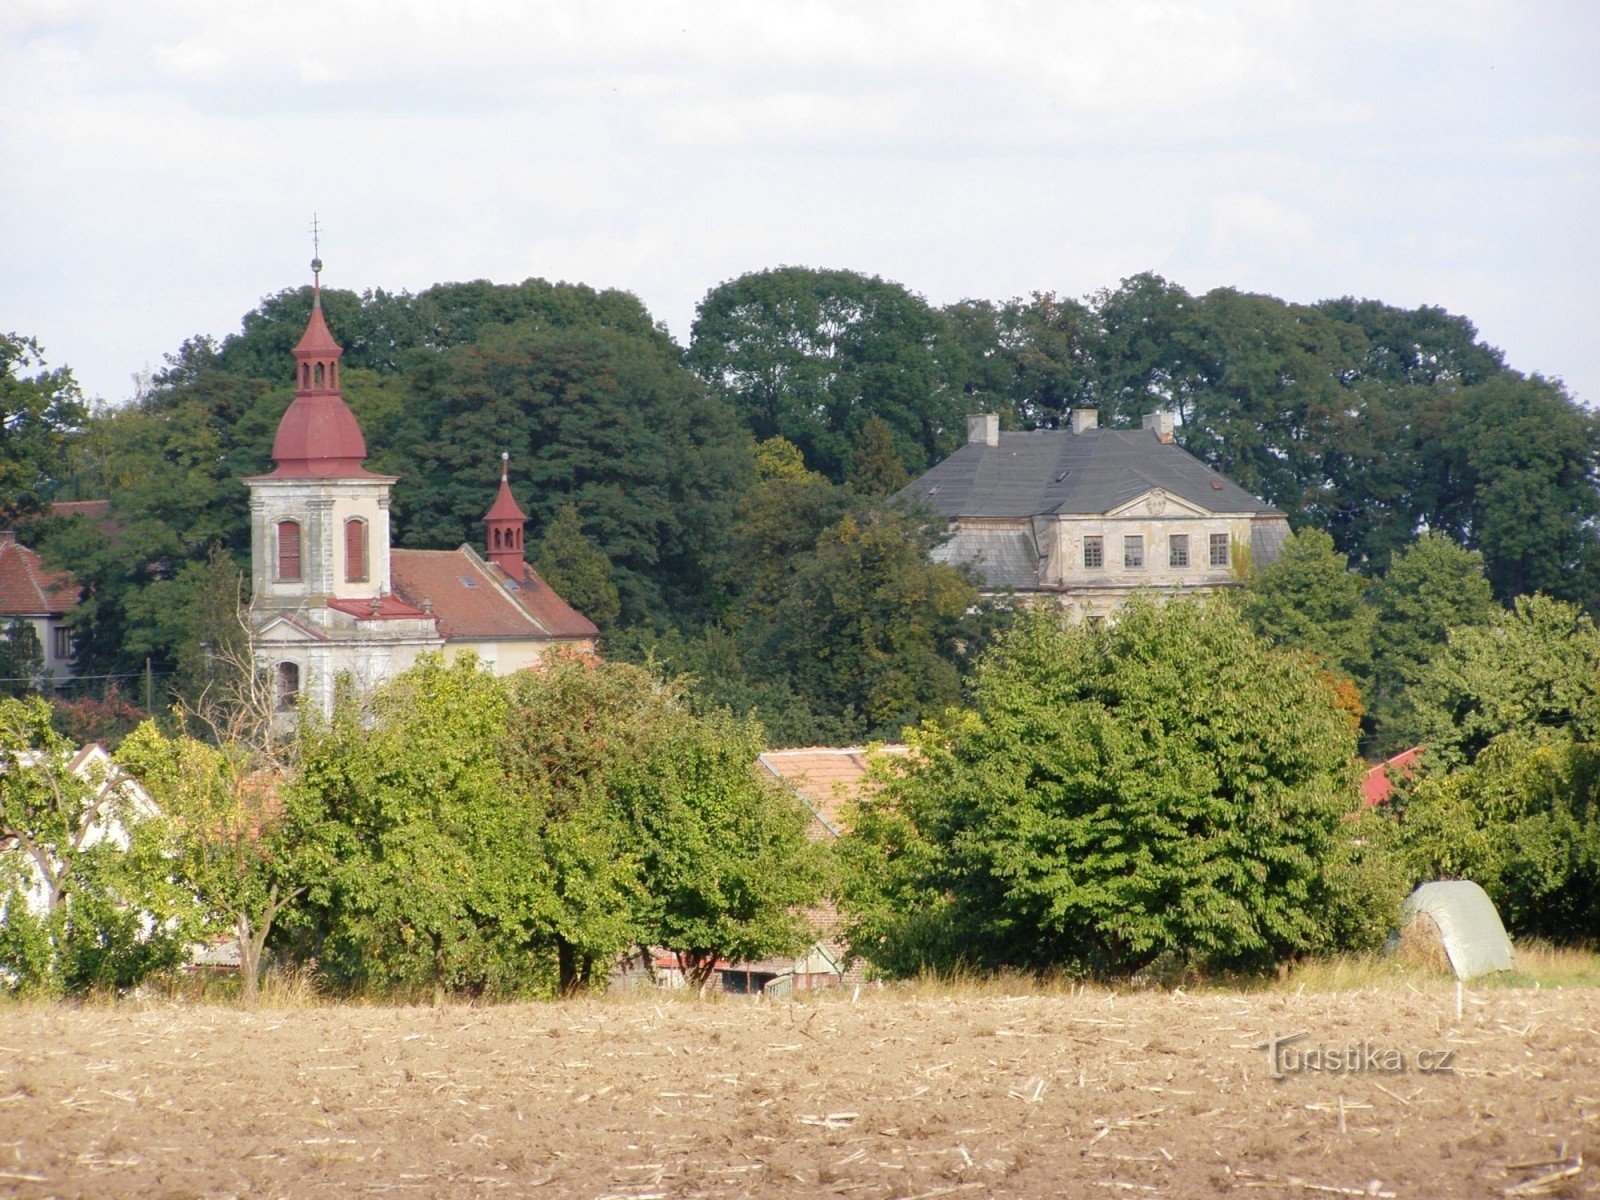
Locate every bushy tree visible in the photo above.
<box><xmin>688</xmin><ymin>266</ymin><xmax>960</xmax><ymax>481</ymax></box>
<box><xmin>1367</xmin><ymin>534</ymin><xmax>1497</xmax><ymax>749</ymax></box>
<box><xmin>1405</xmin><ymin>594</ymin><xmax>1600</xmax><ymax>768</ymax></box>
<box><xmin>755</xmin><ymin>510</ymin><xmax>984</xmax><ymax>739</ymax></box>
<box><xmin>1240</xmin><ymin>527</ymin><xmax>1374</xmax><ymax>687</ymax></box>
<box><xmin>0</xmin><ymin>333</ymin><xmax>87</xmax><ymax>524</ymax></box>
<box><xmin>116</xmin><ymin>723</ymin><xmax>328</xmax><ymax>1005</ymax></box>
<box><xmin>1385</xmin><ymin>733</ymin><xmax>1600</xmax><ymax>941</ymax></box>
<box><xmin>840</xmin><ymin>600</ymin><xmax>1395</xmax><ymax>976</ymax></box>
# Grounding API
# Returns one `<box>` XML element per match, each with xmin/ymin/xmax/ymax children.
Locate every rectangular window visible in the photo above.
<box><xmin>1210</xmin><ymin>533</ymin><xmax>1230</xmax><ymax>567</ymax></box>
<box><xmin>1083</xmin><ymin>536</ymin><xmax>1103</xmax><ymax>569</ymax></box>
<box><xmin>277</xmin><ymin>520</ymin><xmax>302</xmax><ymax>582</ymax></box>
<box><xmin>345</xmin><ymin>519</ymin><xmax>368</xmax><ymax>583</ymax></box>
<box><xmin>1124</xmin><ymin>535</ymin><xmax>1144</xmax><ymax>569</ymax></box>
<box><xmin>53</xmin><ymin>625</ymin><xmax>72</xmax><ymax>661</ymax></box>
<box><xmin>1169</xmin><ymin>534</ymin><xmax>1189</xmax><ymax>568</ymax></box>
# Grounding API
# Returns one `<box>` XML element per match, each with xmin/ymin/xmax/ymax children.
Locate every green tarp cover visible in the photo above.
<box><xmin>1400</xmin><ymin>880</ymin><xmax>1514</xmax><ymax>980</ymax></box>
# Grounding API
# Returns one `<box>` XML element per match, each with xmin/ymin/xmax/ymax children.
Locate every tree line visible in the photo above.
<box><xmin>7</xmin><ymin>265</ymin><xmax>1595</xmax><ymax>746</ymax></box>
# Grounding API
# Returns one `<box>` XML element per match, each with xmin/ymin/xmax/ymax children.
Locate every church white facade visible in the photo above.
<box><xmin>246</xmin><ymin>268</ymin><xmax>597</xmax><ymax>719</ymax></box>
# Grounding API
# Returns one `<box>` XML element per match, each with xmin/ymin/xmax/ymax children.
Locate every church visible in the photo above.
<box><xmin>245</xmin><ymin>264</ymin><xmax>597</xmax><ymax>718</ymax></box>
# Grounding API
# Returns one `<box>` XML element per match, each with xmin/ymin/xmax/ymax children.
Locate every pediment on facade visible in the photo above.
<box><xmin>253</xmin><ymin>612</ymin><xmax>327</xmax><ymax>644</ymax></box>
<box><xmin>1102</xmin><ymin>487</ymin><xmax>1210</xmax><ymax>520</ymax></box>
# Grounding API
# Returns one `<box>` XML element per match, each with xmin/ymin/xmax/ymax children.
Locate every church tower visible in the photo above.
<box><xmin>245</xmin><ymin>258</ymin><xmax>395</xmax><ymax>611</ymax></box>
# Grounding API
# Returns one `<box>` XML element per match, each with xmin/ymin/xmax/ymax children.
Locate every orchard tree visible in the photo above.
<box><xmin>116</xmin><ymin>723</ymin><xmax>328</xmax><ymax>1006</ymax></box>
<box><xmin>0</xmin><ymin>697</ymin><xmax>194</xmax><ymax>994</ymax></box>
<box><xmin>840</xmin><ymin>600</ymin><xmax>1396</xmax><ymax>976</ymax></box>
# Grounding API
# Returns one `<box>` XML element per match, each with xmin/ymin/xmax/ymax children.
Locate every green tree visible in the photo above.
<box><xmin>1240</xmin><ymin>527</ymin><xmax>1375</xmax><ymax>687</ymax></box>
<box><xmin>1384</xmin><ymin>733</ymin><xmax>1600</xmax><ymax>941</ymax></box>
<box><xmin>1405</xmin><ymin>594</ymin><xmax>1600</xmax><ymax>768</ymax></box>
<box><xmin>0</xmin><ymin>333</ymin><xmax>87</xmax><ymax>524</ymax></box>
<box><xmin>0</xmin><ymin>619</ymin><xmax>45</xmax><ymax>698</ymax></box>
<box><xmin>613</xmin><ymin>705</ymin><xmax>822</xmax><ymax>988</ymax></box>
<box><xmin>116</xmin><ymin>723</ymin><xmax>326</xmax><ymax>1005</ymax></box>
<box><xmin>532</xmin><ymin>503</ymin><xmax>621</xmax><ymax>633</ymax></box>
<box><xmin>408</xmin><ymin>322</ymin><xmax>751</xmax><ymax>623</ymax></box>
<box><xmin>688</xmin><ymin>266</ymin><xmax>961</xmax><ymax>481</ymax></box>
<box><xmin>0</xmin><ymin>697</ymin><xmax>194</xmax><ymax>994</ymax></box>
<box><xmin>755</xmin><ymin>509</ymin><xmax>984</xmax><ymax>740</ymax></box>
<box><xmin>1368</xmin><ymin>534</ymin><xmax>1497</xmax><ymax>749</ymax></box>
<box><xmin>840</xmin><ymin>601</ymin><xmax>1393</xmax><ymax>976</ymax></box>
<box><xmin>848</xmin><ymin>414</ymin><xmax>911</xmax><ymax>496</ymax></box>
<box><xmin>295</xmin><ymin>656</ymin><xmax>530</xmax><ymax>996</ymax></box>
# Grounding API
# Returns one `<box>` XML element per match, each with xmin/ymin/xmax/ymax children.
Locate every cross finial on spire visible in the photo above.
<box><xmin>309</xmin><ymin>213</ymin><xmax>323</xmax><ymax>292</ymax></box>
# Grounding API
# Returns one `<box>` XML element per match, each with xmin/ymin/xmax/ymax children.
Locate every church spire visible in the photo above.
<box><xmin>264</xmin><ymin>252</ymin><xmax>376</xmax><ymax>478</ymax></box>
<box><xmin>484</xmin><ymin>452</ymin><xmax>530</xmax><ymax>581</ymax></box>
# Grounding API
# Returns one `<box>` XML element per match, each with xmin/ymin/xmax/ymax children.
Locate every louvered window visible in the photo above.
<box><xmin>277</xmin><ymin>520</ymin><xmax>302</xmax><ymax>581</ymax></box>
<box><xmin>345</xmin><ymin>518</ymin><xmax>368</xmax><ymax>583</ymax></box>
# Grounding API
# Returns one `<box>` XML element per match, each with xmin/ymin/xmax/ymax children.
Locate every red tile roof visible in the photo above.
<box><xmin>0</xmin><ymin>535</ymin><xmax>80</xmax><ymax>617</ymax></box>
<box><xmin>391</xmin><ymin>547</ymin><xmax>596</xmax><ymax>642</ymax></box>
<box><xmin>325</xmin><ymin>595</ymin><xmax>432</xmax><ymax>621</ymax></box>
<box><xmin>1363</xmin><ymin>746</ymin><xmax>1424</xmax><ymax>806</ymax></box>
<box><xmin>759</xmin><ymin>746</ymin><xmax>909</xmax><ymax>837</ymax></box>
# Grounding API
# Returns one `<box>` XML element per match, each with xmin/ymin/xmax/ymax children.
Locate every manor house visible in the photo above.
<box><xmin>902</xmin><ymin>410</ymin><xmax>1290</xmax><ymax>622</ymax></box>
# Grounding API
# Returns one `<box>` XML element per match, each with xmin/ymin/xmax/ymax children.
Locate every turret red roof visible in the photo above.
<box><xmin>255</xmin><ymin>285</ymin><xmax>382</xmax><ymax>480</ymax></box>
<box><xmin>485</xmin><ymin>475</ymin><xmax>528</xmax><ymax>523</ymax></box>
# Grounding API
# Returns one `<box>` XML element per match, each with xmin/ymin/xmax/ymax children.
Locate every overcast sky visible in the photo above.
<box><xmin>3</xmin><ymin>1</ymin><xmax>1596</xmax><ymax>407</ymax></box>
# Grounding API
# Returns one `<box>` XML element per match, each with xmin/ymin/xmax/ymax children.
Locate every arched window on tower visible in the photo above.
<box><xmin>276</xmin><ymin>661</ymin><xmax>300</xmax><ymax>712</ymax></box>
<box><xmin>314</xmin><ymin>362</ymin><xmax>325</xmax><ymax>388</ymax></box>
<box><xmin>345</xmin><ymin>517</ymin><xmax>368</xmax><ymax>583</ymax></box>
<box><xmin>300</xmin><ymin>363</ymin><xmax>310</xmax><ymax>389</ymax></box>
<box><xmin>277</xmin><ymin>520</ymin><xmax>302</xmax><ymax>581</ymax></box>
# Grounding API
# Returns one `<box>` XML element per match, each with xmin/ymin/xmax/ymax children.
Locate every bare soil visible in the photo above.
<box><xmin>0</xmin><ymin>985</ymin><xmax>1595</xmax><ymax>1198</ymax></box>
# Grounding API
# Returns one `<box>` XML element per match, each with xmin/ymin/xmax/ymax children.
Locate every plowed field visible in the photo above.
<box><xmin>0</xmin><ymin>985</ymin><xmax>1594</xmax><ymax>1197</ymax></box>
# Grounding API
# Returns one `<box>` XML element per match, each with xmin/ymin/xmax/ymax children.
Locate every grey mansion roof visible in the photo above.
<box><xmin>899</xmin><ymin>427</ymin><xmax>1283</xmax><ymax>520</ymax></box>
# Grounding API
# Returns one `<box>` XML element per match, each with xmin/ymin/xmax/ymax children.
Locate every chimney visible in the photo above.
<box><xmin>1070</xmin><ymin>408</ymin><xmax>1098</xmax><ymax>434</ymax></box>
<box><xmin>1142</xmin><ymin>411</ymin><xmax>1175</xmax><ymax>444</ymax></box>
<box><xmin>966</xmin><ymin>413</ymin><xmax>999</xmax><ymax>447</ymax></box>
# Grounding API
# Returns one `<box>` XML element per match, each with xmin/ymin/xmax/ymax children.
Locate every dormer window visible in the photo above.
<box><xmin>345</xmin><ymin>517</ymin><xmax>368</xmax><ymax>583</ymax></box>
<box><xmin>277</xmin><ymin>519</ymin><xmax>302</xmax><ymax>581</ymax></box>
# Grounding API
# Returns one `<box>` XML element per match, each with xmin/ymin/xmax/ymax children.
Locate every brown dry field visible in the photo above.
<box><xmin>0</xmin><ymin>985</ymin><xmax>1596</xmax><ymax>1199</ymax></box>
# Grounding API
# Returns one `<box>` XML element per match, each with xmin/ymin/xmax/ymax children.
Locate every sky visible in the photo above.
<box><xmin>3</xmin><ymin>1</ymin><xmax>1597</xmax><ymax>407</ymax></box>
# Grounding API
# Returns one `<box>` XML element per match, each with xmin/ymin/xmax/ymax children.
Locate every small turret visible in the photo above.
<box><xmin>484</xmin><ymin>452</ymin><xmax>529</xmax><ymax>581</ymax></box>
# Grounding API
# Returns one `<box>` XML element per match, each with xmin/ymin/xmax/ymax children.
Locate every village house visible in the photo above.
<box><xmin>247</xmin><ymin>263</ymin><xmax>597</xmax><ymax>719</ymax></box>
<box><xmin>901</xmin><ymin>410</ymin><xmax>1290</xmax><ymax>622</ymax></box>
<box><xmin>0</xmin><ymin>530</ymin><xmax>82</xmax><ymax>690</ymax></box>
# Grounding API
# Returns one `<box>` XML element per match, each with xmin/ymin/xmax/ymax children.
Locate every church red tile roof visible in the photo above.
<box><xmin>325</xmin><ymin>595</ymin><xmax>432</xmax><ymax>621</ymax></box>
<box><xmin>1363</xmin><ymin>746</ymin><xmax>1424</xmax><ymax>806</ymax></box>
<box><xmin>0</xmin><ymin>535</ymin><xmax>80</xmax><ymax>617</ymax></box>
<box><xmin>391</xmin><ymin>548</ymin><xmax>597</xmax><ymax>641</ymax></box>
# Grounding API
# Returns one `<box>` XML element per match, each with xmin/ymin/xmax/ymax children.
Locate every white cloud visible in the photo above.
<box><xmin>1</xmin><ymin>0</ymin><xmax>1595</xmax><ymax>406</ymax></box>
